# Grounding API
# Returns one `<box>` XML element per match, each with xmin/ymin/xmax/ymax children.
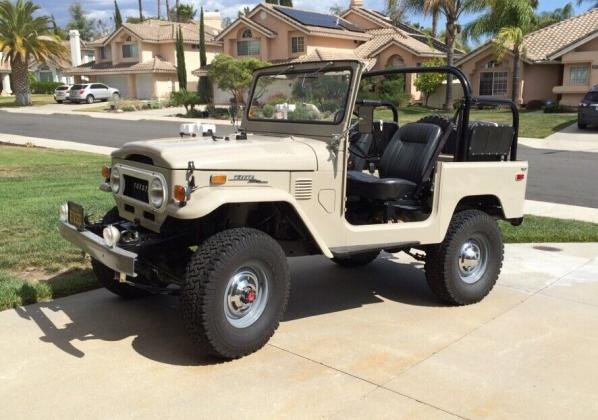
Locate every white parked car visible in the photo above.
<box><xmin>69</xmin><ymin>83</ymin><xmax>120</xmax><ymax>104</ymax></box>
<box><xmin>53</xmin><ymin>85</ymin><xmax>72</xmax><ymax>103</ymax></box>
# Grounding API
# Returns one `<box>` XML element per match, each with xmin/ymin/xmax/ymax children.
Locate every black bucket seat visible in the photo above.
<box><xmin>347</xmin><ymin>123</ymin><xmax>446</xmax><ymax>202</ymax></box>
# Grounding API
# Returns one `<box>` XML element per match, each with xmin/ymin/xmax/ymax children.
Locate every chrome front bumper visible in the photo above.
<box><xmin>58</xmin><ymin>221</ymin><xmax>138</xmax><ymax>277</ymax></box>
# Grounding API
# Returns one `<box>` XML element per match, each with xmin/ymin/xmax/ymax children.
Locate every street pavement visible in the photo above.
<box><xmin>0</xmin><ymin>111</ymin><xmax>596</xmax><ymax>208</ymax></box>
<box><xmin>2</xmin><ymin>243</ymin><xmax>598</xmax><ymax>419</ymax></box>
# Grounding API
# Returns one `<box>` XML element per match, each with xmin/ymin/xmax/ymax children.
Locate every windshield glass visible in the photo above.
<box><xmin>56</xmin><ymin>86</ymin><xmax>70</xmax><ymax>91</ymax></box>
<box><xmin>71</xmin><ymin>84</ymin><xmax>86</xmax><ymax>90</ymax></box>
<box><xmin>248</xmin><ymin>68</ymin><xmax>352</xmax><ymax>124</ymax></box>
<box><xmin>584</xmin><ymin>92</ymin><xmax>598</xmax><ymax>102</ymax></box>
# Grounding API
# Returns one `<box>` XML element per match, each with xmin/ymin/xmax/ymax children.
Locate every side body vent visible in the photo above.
<box><xmin>294</xmin><ymin>178</ymin><xmax>313</xmax><ymax>200</ymax></box>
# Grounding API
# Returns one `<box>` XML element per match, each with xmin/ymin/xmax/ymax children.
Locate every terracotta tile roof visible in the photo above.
<box><xmin>293</xmin><ymin>47</ymin><xmax>376</xmax><ymax>69</ymax></box>
<box><xmin>355</xmin><ymin>28</ymin><xmax>444</xmax><ymax>58</ymax></box>
<box><xmin>65</xmin><ymin>56</ymin><xmax>176</xmax><ymax>75</ymax></box>
<box><xmin>523</xmin><ymin>8</ymin><xmax>598</xmax><ymax>61</ymax></box>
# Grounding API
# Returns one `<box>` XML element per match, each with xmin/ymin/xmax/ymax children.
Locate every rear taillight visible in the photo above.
<box><xmin>79</xmin><ymin>89</ymin><xmax>85</xmax><ymax>94</ymax></box>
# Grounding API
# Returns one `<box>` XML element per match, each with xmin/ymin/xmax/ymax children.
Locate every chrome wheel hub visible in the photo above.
<box><xmin>224</xmin><ymin>263</ymin><xmax>269</xmax><ymax>328</ymax></box>
<box><xmin>458</xmin><ymin>238</ymin><xmax>487</xmax><ymax>284</ymax></box>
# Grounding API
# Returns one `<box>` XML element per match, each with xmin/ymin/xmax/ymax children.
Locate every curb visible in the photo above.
<box><xmin>0</xmin><ymin>133</ymin><xmax>115</xmax><ymax>155</ymax></box>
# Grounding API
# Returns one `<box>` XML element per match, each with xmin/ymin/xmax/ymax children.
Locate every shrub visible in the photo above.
<box><xmin>526</xmin><ymin>99</ymin><xmax>544</xmax><ymax>110</ymax></box>
<box><xmin>170</xmin><ymin>89</ymin><xmax>201</xmax><ymax>114</ymax></box>
<box><xmin>30</xmin><ymin>80</ymin><xmax>63</xmax><ymax>94</ymax></box>
<box><xmin>266</xmin><ymin>93</ymin><xmax>287</xmax><ymax>106</ymax></box>
<box><xmin>262</xmin><ymin>103</ymin><xmax>274</xmax><ymax>118</ymax></box>
<box><xmin>122</xmin><ymin>105</ymin><xmax>136</xmax><ymax>112</ymax></box>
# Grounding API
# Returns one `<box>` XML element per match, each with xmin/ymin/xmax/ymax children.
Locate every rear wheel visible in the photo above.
<box><xmin>578</xmin><ymin>120</ymin><xmax>587</xmax><ymax>129</ymax></box>
<box><xmin>86</xmin><ymin>95</ymin><xmax>94</xmax><ymax>104</ymax></box>
<box><xmin>56</xmin><ymin>100</ymin><xmax>63</xmax><ymax>104</ymax></box>
<box><xmin>332</xmin><ymin>251</ymin><xmax>379</xmax><ymax>267</ymax></box>
<box><xmin>425</xmin><ymin>210</ymin><xmax>503</xmax><ymax>305</ymax></box>
<box><xmin>181</xmin><ymin>228</ymin><xmax>290</xmax><ymax>359</ymax></box>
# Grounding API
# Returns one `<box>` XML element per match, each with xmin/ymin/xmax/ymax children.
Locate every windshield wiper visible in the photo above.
<box><xmin>301</xmin><ymin>61</ymin><xmax>334</xmax><ymax>89</ymax></box>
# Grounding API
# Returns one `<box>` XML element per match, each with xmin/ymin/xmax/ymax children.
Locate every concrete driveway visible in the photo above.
<box><xmin>520</xmin><ymin>123</ymin><xmax>598</xmax><ymax>153</ymax></box>
<box><xmin>2</xmin><ymin>243</ymin><xmax>598</xmax><ymax>419</ymax></box>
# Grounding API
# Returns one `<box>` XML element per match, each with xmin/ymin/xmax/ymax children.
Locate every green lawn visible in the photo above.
<box><xmin>374</xmin><ymin>106</ymin><xmax>576</xmax><ymax>139</ymax></box>
<box><xmin>0</xmin><ymin>94</ymin><xmax>55</xmax><ymax>108</ymax></box>
<box><xmin>0</xmin><ymin>145</ymin><xmax>596</xmax><ymax>311</ymax></box>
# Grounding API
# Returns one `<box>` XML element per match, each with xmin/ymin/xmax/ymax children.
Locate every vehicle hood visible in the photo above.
<box><xmin>112</xmin><ymin>134</ymin><xmax>318</xmax><ymax>171</ymax></box>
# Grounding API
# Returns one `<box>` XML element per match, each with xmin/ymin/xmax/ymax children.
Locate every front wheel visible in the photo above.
<box><xmin>86</xmin><ymin>95</ymin><xmax>94</xmax><ymax>104</ymax></box>
<box><xmin>425</xmin><ymin>210</ymin><xmax>503</xmax><ymax>305</ymax></box>
<box><xmin>181</xmin><ymin>228</ymin><xmax>290</xmax><ymax>359</ymax></box>
<box><xmin>56</xmin><ymin>100</ymin><xmax>63</xmax><ymax>104</ymax></box>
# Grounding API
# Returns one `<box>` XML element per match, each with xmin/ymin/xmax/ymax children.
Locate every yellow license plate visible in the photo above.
<box><xmin>67</xmin><ymin>202</ymin><xmax>85</xmax><ymax>230</ymax></box>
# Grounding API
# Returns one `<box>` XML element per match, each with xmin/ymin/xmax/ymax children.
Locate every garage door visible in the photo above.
<box><xmin>136</xmin><ymin>75</ymin><xmax>154</xmax><ymax>99</ymax></box>
<box><xmin>97</xmin><ymin>75</ymin><xmax>129</xmax><ymax>98</ymax></box>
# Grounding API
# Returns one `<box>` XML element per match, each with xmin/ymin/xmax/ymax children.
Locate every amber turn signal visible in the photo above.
<box><xmin>174</xmin><ymin>185</ymin><xmax>186</xmax><ymax>202</ymax></box>
<box><xmin>210</xmin><ymin>175</ymin><xmax>227</xmax><ymax>185</ymax></box>
<box><xmin>101</xmin><ymin>165</ymin><xmax>111</xmax><ymax>179</ymax></box>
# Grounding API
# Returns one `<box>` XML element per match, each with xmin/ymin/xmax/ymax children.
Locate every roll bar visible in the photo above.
<box><xmin>362</xmin><ymin>66</ymin><xmax>519</xmax><ymax>161</ymax></box>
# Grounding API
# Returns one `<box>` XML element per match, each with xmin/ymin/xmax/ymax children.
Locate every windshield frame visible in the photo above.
<box><xmin>246</xmin><ymin>65</ymin><xmax>354</xmax><ymax>126</ymax></box>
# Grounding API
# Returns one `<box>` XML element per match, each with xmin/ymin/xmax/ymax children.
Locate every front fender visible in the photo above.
<box><xmin>166</xmin><ymin>186</ymin><xmax>333</xmax><ymax>258</ymax></box>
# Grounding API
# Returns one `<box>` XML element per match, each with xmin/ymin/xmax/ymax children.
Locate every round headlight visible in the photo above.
<box><xmin>103</xmin><ymin>225</ymin><xmax>121</xmax><ymax>248</ymax></box>
<box><xmin>59</xmin><ymin>202</ymin><xmax>68</xmax><ymax>222</ymax></box>
<box><xmin>150</xmin><ymin>177</ymin><xmax>165</xmax><ymax>208</ymax></box>
<box><xmin>110</xmin><ymin>167</ymin><xmax>121</xmax><ymax>193</ymax></box>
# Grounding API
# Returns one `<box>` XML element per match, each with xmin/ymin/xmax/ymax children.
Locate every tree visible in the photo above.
<box><xmin>208</xmin><ymin>54</ymin><xmax>269</xmax><ymax>104</ymax></box>
<box><xmin>405</xmin><ymin>0</ymin><xmax>440</xmax><ymax>37</ymax></box>
<box><xmin>0</xmin><ymin>0</ymin><xmax>67</xmax><ymax>105</ymax></box>
<box><xmin>114</xmin><ymin>0</ymin><xmax>123</xmax><ymax>28</ymax></box>
<box><xmin>266</xmin><ymin>0</ymin><xmax>293</xmax><ymax>6</ymax></box>
<box><xmin>175</xmin><ymin>26</ymin><xmax>186</xmax><ymax>90</ymax></box>
<box><xmin>138</xmin><ymin>0</ymin><xmax>143</xmax><ymax>20</ymax></box>
<box><xmin>414</xmin><ymin>57</ymin><xmax>445</xmax><ymax>106</ymax></box>
<box><xmin>170</xmin><ymin>3</ymin><xmax>196</xmax><ymax>22</ymax></box>
<box><xmin>66</xmin><ymin>2</ymin><xmax>96</xmax><ymax>41</ymax></box>
<box><xmin>409</xmin><ymin>0</ymin><xmax>486</xmax><ymax>109</ymax></box>
<box><xmin>329</xmin><ymin>4</ymin><xmax>343</xmax><ymax>15</ymax></box>
<box><xmin>534</xmin><ymin>3</ymin><xmax>574</xmax><ymax>29</ymax></box>
<box><xmin>157</xmin><ymin>0</ymin><xmax>161</xmax><ymax>19</ymax></box>
<box><xmin>198</xmin><ymin>6</ymin><xmax>211</xmax><ymax>102</ymax></box>
<box><xmin>238</xmin><ymin>6</ymin><xmax>251</xmax><ymax>17</ymax></box>
<box><xmin>51</xmin><ymin>14</ymin><xmax>67</xmax><ymax>39</ymax></box>
<box><xmin>464</xmin><ymin>0</ymin><xmax>536</xmax><ymax>103</ymax></box>
<box><xmin>385</xmin><ymin>0</ymin><xmax>407</xmax><ymax>25</ymax></box>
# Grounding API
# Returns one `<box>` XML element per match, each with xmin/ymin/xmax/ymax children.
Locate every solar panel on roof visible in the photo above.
<box><xmin>274</xmin><ymin>6</ymin><xmax>364</xmax><ymax>32</ymax></box>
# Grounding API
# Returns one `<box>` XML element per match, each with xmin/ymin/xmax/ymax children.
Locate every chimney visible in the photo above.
<box><xmin>69</xmin><ymin>30</ymin><xmax>82</xmax><ymax>67</ymax></box>
<box><xmin>204</xmin><ymin>11</ymin><xmax>222</xmax><ymax>30</ymax></box>
<box><xmin>350</xmin><ymin>0</ymin><xmax>363</xmax><ymax>8</ymax></box>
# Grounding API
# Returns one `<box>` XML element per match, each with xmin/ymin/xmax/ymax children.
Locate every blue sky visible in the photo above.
<box><xmin>38</xmin><ymin>0</ymin><xmax>591</xmax><ymax>30</ymax></box>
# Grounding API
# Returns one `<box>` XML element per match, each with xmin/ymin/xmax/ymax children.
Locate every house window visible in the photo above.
<box><xmin>237</xmin><ymin>30</ymin><xmax>260</xmax><ymax>56</ymax></box>
<box><xmin>122</xmin><ymin>43</ymin><xmax>138</xmax><ymax>59</ymax></box>
<box><xmin>291</xmin><ymin>37</ymin><xmax>304</xmax><ymax>54</ymax></box>
<box><xmin>39</xmin><ymin>71</ymin><xmax>53</xmax><ymax>82</ymax></box>
<box><xmin>570</xmin><ymin>64</ymin><xmax>589</xmax><ymax>85</ymax></box>
<box><xmin>100</xmin><ymin>47</ymin><xmax>107</xmax><ymax>59</ymax></box>
<box><xmin>479</xmin><ymin>71</ymin><xmax>507</xmax><ymax>96</ymax></box>
<box><xmin>387</xmin><ymin>55</ymin><xmax>405</xmax><ymax>68</ymax></box>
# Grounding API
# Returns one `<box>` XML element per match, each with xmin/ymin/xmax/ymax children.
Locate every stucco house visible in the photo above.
<box><xmin>66</xmin><ymin>15</ymin><xmax>223</xmax><ymax>99</ymax></box>
<box><xmin>202</xmin><ymin>0</ymin><xmax>455</xmax><ymax>103</ymax></box>
<box><xmin>457</xmin><ymin>7</ymin><xmax>598</xmax><ymax>107</ymax></box>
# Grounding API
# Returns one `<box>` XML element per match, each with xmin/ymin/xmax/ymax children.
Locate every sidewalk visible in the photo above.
<box><xmin>519</xmin><ymin>123</ymin><xmax>598</xmax><ymax>153</ymax></box>
<box><xmin>1</xmin><ymin>103</ymin><xmax>233</xmax><ymax>126</ymax></box>
<box><xmin>1</xmin><ymin>242</ymin><xmax>597</xmax><ymax>419</ymax></box>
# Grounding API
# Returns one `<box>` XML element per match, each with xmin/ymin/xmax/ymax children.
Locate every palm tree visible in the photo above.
<box><xmin>464</xmin><ymin>0</ymin><xmax>536</xmax><ymax>103</ymax></box>
<box><xmin>386</xmin><ymin>0</ymin><xmax>407</xmax><ymax>25</ymax></box>
<box><xmin>405</xmin><ymin>0</ymin><xmax>441</xmax><ymax>37</ymax></box>
<box><xmin>138</xmin><ymin>0</ymin><xmax>143</xmax><ymax>20</ymax></box>
<box><xmin>0</xmin><ymin>0</ymin><xmax>67</xmax><ymax>106</ymax></box>
<box><xmin>408</xmin><ymin>0</ymin><xmax>485</xmax><ymax>109</ymax></box>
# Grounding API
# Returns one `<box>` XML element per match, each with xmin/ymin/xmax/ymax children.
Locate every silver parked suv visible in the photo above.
<box><xmin>69</xmin><ymin>83</ymin><xmax>120</xmax><ymax>104</ymax></box>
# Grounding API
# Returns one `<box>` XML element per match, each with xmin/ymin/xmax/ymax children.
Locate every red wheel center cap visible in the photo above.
<box><xmin>244</xmin><ymin>290</ymin><xmax>256</xmax><ymax>303</ymax></box>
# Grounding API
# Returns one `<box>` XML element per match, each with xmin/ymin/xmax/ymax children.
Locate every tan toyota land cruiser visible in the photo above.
<box><xmin>59</xmin><ymin>61</ymin><xmax>528</xmax><ymax>359</ymax></box>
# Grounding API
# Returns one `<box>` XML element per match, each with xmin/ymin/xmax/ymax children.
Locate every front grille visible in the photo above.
<box><xmin>123</xmin><ymin>175</ymin><xmax>149</xmax><ymax>203</ymax></box>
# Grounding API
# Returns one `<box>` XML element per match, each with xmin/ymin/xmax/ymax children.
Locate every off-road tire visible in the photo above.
<box><xmin>332</xmin><ymin>251</ymin><xmax>379</xmax><ymax>267</ymax></box>
<box><xmin>91</xmin><ymin>207</ymin><xmax>150</xmax><ymax>299</ymax></box>
<box><xmin>416</xmin><ymin>115</ymin><xmax>457</xmax><ymax>155</ymax></box>
<box><xmin>86</xmin><ymin>95</ymin><xmax>94</xmax><ymax>104</ymax></box>
<box><xmin>425</xmin><ymin>210</ymin><xmax>503</xmax><ymax>305</ymax></box>
<box><xmin>181</xmin><ymin>228</ymin><xmax>290</xmax><ymax>359</ymax></box>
